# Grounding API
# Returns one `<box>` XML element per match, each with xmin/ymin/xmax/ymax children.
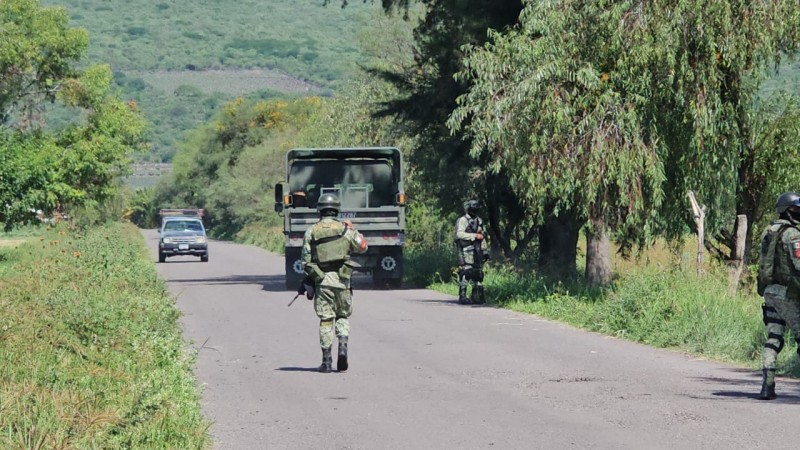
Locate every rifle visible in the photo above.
<box><xmin>287</xmin><ymin>275</ymin><xmax>316</xmax><ymax>307</ymax></box>
<box><xmin>287</xmin><ymin>293</ymin><xmax>302</xmax><ymax>307</ymax></box>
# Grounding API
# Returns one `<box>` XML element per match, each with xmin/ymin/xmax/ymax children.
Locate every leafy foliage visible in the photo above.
<box><xmin>369</xmin><ymin>0</ymin><xmax>533</xmax><ymax>259</ymax></box>
<box><xmin>0</xmin><ymin>0</ymin><xmax>88</xmax><ymax>124</ymax></box>
<box><xmin>0</xmin><ymin>0</ymin><xmax>147</xmax><ymax>230</ymax></box>
<box><xmin>450</xmin><ymin>1</ymin><xmax>665</xmax><ymax>253</ymax></box>
<box><xmin>153</xmin><ymin>97</ymin><xmax>321</xmax><ymax>237</ymax></box>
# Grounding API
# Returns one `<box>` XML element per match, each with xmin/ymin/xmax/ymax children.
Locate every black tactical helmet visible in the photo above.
<box><xmin>317</xmin><ymin>193</ymin><xmax>341</xmax><ymax>214</ymax></box>
<box><xmin>775</xmin><ymin>192</ymin><xmax>800</xmax><ymax>215</ymax></box>
<box><xmin>463</xmin><ymin>199</ymin><xmax>480</xmax><ymax>214</ymax></box>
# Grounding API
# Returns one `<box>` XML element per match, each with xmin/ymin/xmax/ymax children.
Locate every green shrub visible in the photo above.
<box><xmin>126</xmin><ymin>26</ymin><xmax>147</xmax><ymax>37</ymax></box>
<box><xmin>234</xmin><ymin>221</ymin><xmax>285</xmax><ymax>254</ymax></box>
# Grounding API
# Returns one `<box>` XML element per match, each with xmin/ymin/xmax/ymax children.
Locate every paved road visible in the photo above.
<box><xmin>143</xmin><ymin>230</ymin><xmax>800</xmax><ymax>450</ymax></box>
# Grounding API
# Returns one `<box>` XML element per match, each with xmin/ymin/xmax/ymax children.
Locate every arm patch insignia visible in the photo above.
<box><xmin>793</xmin><ymin>241</ymin><xmax>800</xmax><ymax>259</ymax></box>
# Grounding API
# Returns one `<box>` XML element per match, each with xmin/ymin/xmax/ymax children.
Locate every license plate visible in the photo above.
<box><xmin>178</xmin><ymin>244</ymin><xmax>189</xmax><ymax>250</ymax></box>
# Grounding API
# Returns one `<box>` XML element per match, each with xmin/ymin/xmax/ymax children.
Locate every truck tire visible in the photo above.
<box><xmin>158</xmin><ymin>252</ymin><xmax>166</xmax><ymax>263</ymax></box>
<box><xmin>201</xmin><ymin>254</ymin><xmax>209</xmax><ymax>262</ymax></box>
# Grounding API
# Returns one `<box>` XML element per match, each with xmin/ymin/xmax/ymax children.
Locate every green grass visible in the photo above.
<box><xmin>0</xmin><ymin>223</ymin><xmax>209</xmax><ymax>448</ymax></box>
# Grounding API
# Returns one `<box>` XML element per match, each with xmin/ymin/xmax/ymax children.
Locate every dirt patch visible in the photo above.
<box><xmin>0</xmin><ymin>239</ymin><xmax>27</xmax><ymax>248</ymax></box>
<box><xmin>129</xmin><ymin>68</ymin><xmax>322</xmax><ymax>96</ymax></box>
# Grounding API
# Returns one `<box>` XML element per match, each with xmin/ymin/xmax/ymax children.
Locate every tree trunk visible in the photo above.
<box><xmin>538</xmin><ymin>209</ymin><xmax>580</xmax><ymax>280</ymax></box>
<box><xmin>727</xmin><ymin>214</ymin><xmax>747</xmax><ymax>296</ymax></box>
<box><xmin>585</xmin><ymin>217</ymin><xmax>611</xmax><ymax>287</ymax></box>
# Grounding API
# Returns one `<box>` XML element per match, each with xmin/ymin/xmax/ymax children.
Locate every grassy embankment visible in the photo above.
<box><xmin>0</xmin><ymin>224</ymin><xmax>209</xmax><ymax>448</ymax></box>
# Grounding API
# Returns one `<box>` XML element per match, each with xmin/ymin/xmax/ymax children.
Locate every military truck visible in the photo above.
<box><xmin>274</xmin><ymin>147</ymin><xmax>405</xmax><ymax>289</ymax></box>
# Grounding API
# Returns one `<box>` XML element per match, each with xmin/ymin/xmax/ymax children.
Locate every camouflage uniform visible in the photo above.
<box><xmin>455</xmin><ymin>212</ymin><xmax>488</xmax><ymax>304</ymax></box>
<box><xmin>302</xmin><ymin>217</ymin><xmax>367</xmax><ymax>369</ymax></box>
<box><xmin>758</xmin><ymin>218</ymin><xmax>800</xmax><ymax>398</ymax></box>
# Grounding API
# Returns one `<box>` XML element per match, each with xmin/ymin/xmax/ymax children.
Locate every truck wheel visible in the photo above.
<box><xmin>158</xmin><ymin>252</ymin><xmax>166</xmax><ymax>263</ymax></box>
<box><xmin>201</xmin><ymin>254</ymin><xmax>209</xmax><ymax>262</ymax></box>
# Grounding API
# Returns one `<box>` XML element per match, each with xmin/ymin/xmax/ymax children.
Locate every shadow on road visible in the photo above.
<box><xmin>275</xmin><ymin>367</ymin><xmax>323</xmax><ymax>372</ymax></box>
<box><xmin>689</xmin><ymin>371</ymin><xmax>800</xmax><ymax>404</ymax></box>
<box><xmin>167</xmin><ymin>274</ymin><xmax>289</xmax><ymax>292</ymax></box>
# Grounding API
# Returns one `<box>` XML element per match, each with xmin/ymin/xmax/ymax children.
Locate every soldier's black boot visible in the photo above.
<box><xmin>760</xmin><ymin>369</ymin><xmax>777</xmax><ymax>400</ymax></box>
<box><xmin>458</xmin><ymin>284</ymin><xmax>468</xmax><ymax>304</ymax></box>
<box><xmin>474</xmin><ymin>285</ymin><xmax>486</xmax><ymax>304</ymax></box>
<box><xmin>318</xmin><ymin>348</ymin><xmax>332</xmax><ymax>373</ymax></box>
<box><xmin>337</xmin><ymin>336</ymin><xmax>349</xmax><ymax>372</ymax></box>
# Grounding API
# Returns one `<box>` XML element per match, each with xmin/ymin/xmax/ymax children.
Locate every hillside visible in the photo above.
<box><xmin>41</xmin><ymin>0</ymin><xmax>381</xmax><ymax>162</ymax></box>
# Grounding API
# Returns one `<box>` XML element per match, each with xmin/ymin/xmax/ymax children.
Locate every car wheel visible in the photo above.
<box><xmin>201</xmin><ymin>254</ymin><xmax>209</xmax><ymax>262</ymax></box>
<box><xmin>158</xmin><ymin>252</ymin><xmax>166</xmax><ymax>263</ymax></box>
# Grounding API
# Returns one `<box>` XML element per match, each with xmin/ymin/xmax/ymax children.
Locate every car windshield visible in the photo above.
<box><xmin>163</xmin><ymin>220</ymin><xmax>204</xmax><ymax>232</ymax></box>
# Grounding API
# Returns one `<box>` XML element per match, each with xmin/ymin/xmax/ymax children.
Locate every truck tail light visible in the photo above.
<box><xmin>396</xmin><ymin>193</ymin><xmax>405</xmax><ymax>206</ymax></box>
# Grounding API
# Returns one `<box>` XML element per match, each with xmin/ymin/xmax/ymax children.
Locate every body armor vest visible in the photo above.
<box><xmin>758</xmin><ymin>223</ymin><xmax>793</xmax><ymax>295</ymax></box>
<box><xmin>311</xmin><ymin>220</ymin><xmax>350</xmax><ymax>265</ymax></box>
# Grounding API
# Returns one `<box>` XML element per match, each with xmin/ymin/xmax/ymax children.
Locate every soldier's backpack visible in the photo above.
<box><xmin>757</xmin><ymin>224</ymin><xmax>792</xmax><ymax>295</ymax></box>
<box><xmin>311</xmin><ymin>220</ymin><xmax>350</xmax><ymax>264</ymax></box>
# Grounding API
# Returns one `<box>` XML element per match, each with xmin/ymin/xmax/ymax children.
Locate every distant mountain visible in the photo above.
<box><xmin>41</xmin><ymin>0</ymin><xmax>380</xmax><ymax>162</ymax></box>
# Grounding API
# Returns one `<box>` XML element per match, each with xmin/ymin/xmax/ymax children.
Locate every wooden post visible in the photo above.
<box><xmin>728</xmin><ymin>214</ymin><xmax>748</xmax><ymax>296</ymax></box>
<box><xmin>687</xmin><ymin>191</ymin><xmax>705</xmax><ymax>277</ymax></box>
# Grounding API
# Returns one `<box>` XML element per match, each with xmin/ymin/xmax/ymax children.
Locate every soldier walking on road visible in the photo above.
<box><xmin>756</xmin><ymin>192</ymin><xmax>800</xmax><ymax>399</ymax></box>
<box><xmin>302</xmin><ymin>193</ymin><xmax>368</xmax><ymax>373</ymax></box>
<box><xmin>454</xmin><ymin>200</ymin><xmax>488</xmax><ymax>305</ymax></box>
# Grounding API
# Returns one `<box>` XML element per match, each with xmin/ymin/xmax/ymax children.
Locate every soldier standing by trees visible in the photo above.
<box><xmin>756</xmin><ymin>192</ymin><xmax>800</xmax><ymax>400</ymax></box>
<box><xmin>455</xmin><ymin>200</ymin><xmax>488</xmax><ymax>305</ymax></box>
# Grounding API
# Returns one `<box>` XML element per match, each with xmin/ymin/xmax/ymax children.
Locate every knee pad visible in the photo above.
<box><xmin>766</xmin><ymin>332</ymin><xmax>785</xmax><ymax>353</ymax></box>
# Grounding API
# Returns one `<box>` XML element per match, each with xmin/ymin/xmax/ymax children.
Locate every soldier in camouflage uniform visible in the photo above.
<box><xmin>302</xmin><ymin>193</ymin><xmax>368</xmax><ymax>373</ymax></box>
<box><xmin>756</xmin><ymin>192</ymin><xmax>800</xmax><ymax>400</ymax></box>
<box><xmin>454</xmin><ymin>200</ymin><xmax>488</xmax><ymax>305</ymax></box>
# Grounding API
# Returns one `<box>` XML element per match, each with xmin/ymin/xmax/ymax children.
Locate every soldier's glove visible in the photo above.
<box><xmin>298</xmin><ymin>276</ymin><xmax>316</xmax><ymax>300</ymax></box>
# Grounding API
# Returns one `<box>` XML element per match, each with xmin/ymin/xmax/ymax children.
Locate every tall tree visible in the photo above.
<box><xmin>648</xmin><ymin>0</ymin><xmax>800</xmax><ymax>264</ymax></box>
<box><xmin>450</xmin><ymin>1</ymin><xmax>665</xmax><ymax>285</ymax></box>
<box><xmin>452</xmin><ymin>0</ymin><xmax>800</xmax><ymax>283</ymax></box>
<box><xmin>366</xmin><ymin>0</ymin><xmax>531</xmax><ymax>260</ymax></box>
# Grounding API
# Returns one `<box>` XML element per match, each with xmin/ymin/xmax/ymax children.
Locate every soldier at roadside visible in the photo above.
<box><xmin>756</xmin><ymin>192</ymin><xmax>800</xmax><ymax>400</ymax></box>
<box><xmin>454</xmin><ymin>199</ymin><xmax>488</xmax><ymax>305</ymax></box>
<box><xmin>302</xmin><ymin>193</ymin><xmax>368</xmax><ymax>373</ymax></box>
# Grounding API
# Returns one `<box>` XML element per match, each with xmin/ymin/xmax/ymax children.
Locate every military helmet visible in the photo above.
<box><xmin>463</xmin><ymin>199</ymin><xmax>480</xmax><ymax>212</ymax></box>
<box><xmin>317</xmin><ymin>193</ymin><xmax>341</xmax><ymax>213</ymax></box>
<box><xmin>775</xmin><ymin>192</ymin><xmax>800</xmax><ymax>215</ymax></box>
